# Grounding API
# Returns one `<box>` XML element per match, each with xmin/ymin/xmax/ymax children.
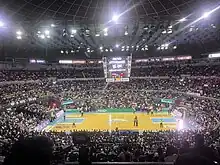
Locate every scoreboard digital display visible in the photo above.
<box><xmin>103</xmin><ymin>56</ymin><xmax>132</xmax><ymax>82</ymax></box>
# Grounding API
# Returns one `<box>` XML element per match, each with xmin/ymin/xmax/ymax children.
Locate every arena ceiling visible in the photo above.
<box><xmin>0</xmin><ymin>0</ymin><xmax>220</xmax><ymax>59</ymax></box>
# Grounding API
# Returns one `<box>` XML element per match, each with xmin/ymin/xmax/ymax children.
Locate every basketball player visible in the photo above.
<box><xmin>151</xmin><ymin>109</ymin><xmax>154</xmax><ymax>115</ymax></box>
<box><xmin>160</xmin><ymin>119</ymin><xmax>163</xmax><ymax>128</ymax></box>
<box><xmin>134</xmin><ymin>116</ymin><xmax>138</xmax><ymax>127</ymax></box>
<box><xmin>81</xmin><ymin>110</ymin><xmax>84</xmax><ymax>117</ymax></box>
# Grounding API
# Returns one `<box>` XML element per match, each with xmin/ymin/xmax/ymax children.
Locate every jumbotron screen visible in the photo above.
<box><xmin>104</xmin><ymin>56</ymin><xmax>131</xmax><ymax>82</ymax></box>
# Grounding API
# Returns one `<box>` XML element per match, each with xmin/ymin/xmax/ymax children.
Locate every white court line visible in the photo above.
<box><xmin>109</xmin><ymin>114</ymin><xmax>112</xmax><ymax>133</ymax></box>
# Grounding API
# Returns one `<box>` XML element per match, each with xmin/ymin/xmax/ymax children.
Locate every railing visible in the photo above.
<box><xmin>65</xmin><ymin>162</ymin><xmax>173</xmax><ymax>165</ymax></box>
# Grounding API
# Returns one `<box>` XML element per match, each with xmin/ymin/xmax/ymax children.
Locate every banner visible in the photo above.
<box><xmin>161</xmin><ymin>99</ymin><xmax>173</xmax><ymax>104</ymax></box>
<box><xmin>62</xmin><ymin>100</ymin><xmax>74</xmax><ymax>105</ymax></box>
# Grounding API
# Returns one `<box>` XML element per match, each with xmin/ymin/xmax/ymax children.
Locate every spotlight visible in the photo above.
<box><xmin>37</xmin><ymin>31</ymin><xmax>41</xmax><ymax>34</ymax></box>
<box><xmin>45</xmin><ymin>30</ymin><xmax>50</xmax><ymax>35</ymax></box>
<box><xmin>164</xmin><ymin>43</ymin><xmax>169</xmax><ymax>47</ymax></box>
<box><xmin>99</xmin><ymin>46</ymin><xmax>103</xmax><ymax>50</ymax></box>
<box><xmin>103</xmin><ymin>28</ymin><xmax>108</xmax><ymax>32</ymax></box>
<box><xmin>51</xmin><ymin>24</ymin><xmax>55</xmax><ymax>27</ymax></box>
<box><xmin>16</xmin><ymin>30</ymin><xmax>22</xmax><ymax>35</ymax></box>
<box><xmin>110</xmin><ymin>49</ymin><xmax>113</xmax><ymax>52</ymax></box>
<box><xmin>105</xmin><ymin>49</ymin><xmax>108</xmax><ymax>52</ymax></box>
<box><xmin>173</xmin><ymin>45</ymin><xmax>177</xmax><ymax>49</ymax></box>
<box><xmin>179</xmin><ymin>17</ymin><xmax>186</xmax><ymax>22</ymax></box>
<box><xmin>112</xmin><ymin>14</ymin><xmax>119</xmax><ymax>22</ymax></box>
<box><xmin>40</xmin><ymin>34</ymin><xmax>45</xmax><ymax>39</ymax></box>
<box><xmin>0</xmin><ymin>21</ymin><xmax>4</xmax><ymax>27</ymax></box>
<box><xmin>115</xmin><ymin>44</ymin><xmax>119</xmax><ymax>48</ymax></box>
<box><xmin>104</xmin><ymin>33</ymin><xmax>108</xmax><ymax>36</ymax></box>
<box><xmin>124</xmin><ymin>31</ymin><xmax>128</xmax><ymax>35</ymax></box>
<box><xmin>46</xmin><ymin>35</ymin><xmax>50</xmax><ymax>38</ymax></box>
<box><xmin>72</xmin><ymin>29</ymin><xmax>77</xmax><ymax>34</ymax></box>
<box><xmin>211</xmin><ymin>24</ymin><xmax>216</xmax><ymax>28</ymax></box>
<box><xmin>202</xmin><ymin>12</ymin><xmax>210</xmax><ymax>18</ymax></box>
<box><xmin>70</xmin><ymin>34</ymin><xmax>74</xmax><ymax>38</ymax></box>
<box><xmin>71</xmin><ymin>50</ymin><xmax>74</xmax><ymax>53</ymax></box>
<box><xmin>95</xmin><ymin>33</ymin><xmax>100</xmax><ymax>37</ymax></box>
<box><xmin>61</xmin><ymin>50</ymin><xmax>64</xmax><ymax>53</ymax></box>
<box><xmin>16</xmin><ymin>36</ymin><xmax>22</xmax><ymax>40</ymax></box>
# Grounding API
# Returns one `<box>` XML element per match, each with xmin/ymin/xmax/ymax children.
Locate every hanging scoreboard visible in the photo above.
<box><xmin>103</xmin><ymin>56</ymin><xmax>132</xmax><ymax>82</ymax></box>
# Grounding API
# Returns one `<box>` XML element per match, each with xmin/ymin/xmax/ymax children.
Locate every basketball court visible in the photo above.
<box><xmin>44</xmin><ymin>111</ymin><xmax>177</xmax><ymax>132</ymax></box>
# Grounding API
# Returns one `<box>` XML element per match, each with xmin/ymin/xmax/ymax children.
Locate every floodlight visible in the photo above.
<box><xmin>110</xmin><ymin>49</ymin><xmax>113</xmax><ymax>52</ymax></box>
<box><xmin>105</xmin><ymin>49</ymin><xmax>108</xmax><ymax>52</ymax></box>
<box><xmin>103</xmin><ymin>28</ymin><xmax>108</xmax><ymax>32</ymax></box>
<box><xmin>40</xmin><ymin>34</ymin><xmax>45</xmax><ymax>39</ymax></box>
<box><xmin>164</xmin><ymin>43</ymin><xmax>169</xmax><ymax>47</ymax></box>
<box><xmin>179</xmin><ymin>17</ymin><xmax>186</xmax><ymax>22</ymax></box>
<box><xmin>173</xmin><ymin>45</ymin><xmax>177</xmax><ymax>49</ymax></box>
<box><xmin>162</xmin><ymin>30</ymin><xmax>167</xmax><ymax>34</ymax></box>
<box><xmin>37</xmin><ymin>31</ymin><xmax>41</xmax><ymax>34</ymax></box>
<box><xmin>72</xmin><ymin>29</ymin><xmax>77</xmax><ymax>34</ymax></box>
<box><xmin>46</xmin><ymin>35</ymin><xmax>50</xmax><ymax>38</ymax></box>
<box><xmin>16</xmin><ymin>31</ymin><xmax>22</xmax><ymax>35</ymax></box>
<box><xmin>61</xmin><ymin>50</ymin><xmax>64</xmax><ymax>53</ymax></box>
<box><xmin>95</xmin><ymin>33</ymin><xmax>100</xmax><ymax>37</ymax></box>
<box><xmin>100</xmin><ymin>46</ymin><xmax>103</xmax><ymax>50</ymax></box>
<box><xmin>51</xmin><ymin>24</ymin><xmax>55</xmax><ymax>27</ymax></box>
<box><xmin>112</xmin><ymin>14</ymin><xmax>119</xmax><ymax>22</ymax></box>
<box><xmin>16</xmin><ymin>36</ymin><xmax>22</xmax><ymax>40</ymax></box>
<box><xmin>104</xmin><ymin>33</ymin><xmax>108</xmax><ymax>36</ymax></box>
<box><xmin>211</xmin><ymin>24</ymin><xmax>216</xmax><ymax>28</ymax></box>
<box><xmin>71</xmin><ymin>50</ymin><xmax>74</xmax><ymax>53</ymax></box>
<box><xmin>0</xmin><ymin>21</ymin><xmax>4</xmax><ymax>27</ymax></box>
<box><xmin>115</xmin><ymin>44</ymin><xmax>119</xmax><ymax>48</ymax></box>
<box><xmin>45</xmin><ymin>30</ymin><xmax>50</xmax><ymax>35</ymax></box>
<box><xmin>70</xmin><ymin>34</ymin><xmax>74</xmax><ymax>38</ymax></box>
<box><xmin>126</xmin><ymin>46</ymin><xmax>129</xmax><ymax>48</ymax></box>
<box><xmin>202</xmin><ymin>12</ymin><xmax>210</xmax><ymax>18</ymax></box>
<box><xmin>168</xmin><ymin>30</ymin><xmax>172</xmax><ymax>34</ymax></box>
<box><xmin>87</xmin><ymin>50</ymin><xmax>91</xmax><ymax>52</ymax></box>
<box><xmin>124</xmin><ymin>31</ymin><xmax>128</xmax><ymax>35</ymax></box>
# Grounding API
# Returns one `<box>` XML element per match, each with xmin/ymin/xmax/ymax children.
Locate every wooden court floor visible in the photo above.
<box><xmin>48</xmin><ymin>113</ymin><xmax>176</xmax><ymax>132</ymax></box>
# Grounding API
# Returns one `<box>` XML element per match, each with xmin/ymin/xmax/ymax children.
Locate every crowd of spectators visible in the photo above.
<box><xmin>0</xmin><ymin>60</ymin><xmax>220</xmax><ymax>164</ymax></box>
